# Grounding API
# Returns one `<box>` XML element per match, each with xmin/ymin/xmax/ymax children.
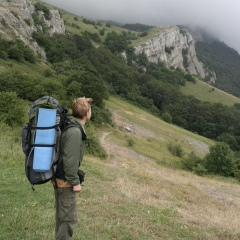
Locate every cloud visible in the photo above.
<box><xmin>42</xmin><ymin>0</ymin><xmax>240</xmax><ymax>53</ymax></box>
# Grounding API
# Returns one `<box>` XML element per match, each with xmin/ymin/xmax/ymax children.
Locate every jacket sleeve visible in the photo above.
<box><xmin>61</xmin><ymin>127</ymin><xmax>83</xmax><ymax>186</ymax></box>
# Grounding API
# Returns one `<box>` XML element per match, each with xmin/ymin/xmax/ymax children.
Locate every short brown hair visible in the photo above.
<box><xmin>72</xmin><ymin>97</ymin><xmax>93</xmax><ymax>119</ymax></box>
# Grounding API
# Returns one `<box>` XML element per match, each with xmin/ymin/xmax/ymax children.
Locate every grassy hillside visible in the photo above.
<box><xmin>1</xmin><ymin>96</ymin><xmax>240</xmax><ymax>239</ymax></box>
<box><xmin>180</xmin><ymin>78</ymin><xmax>240</xmax><ymax>106</ymax></box>
<box><xmin>59</xmin><ymin>10</ymin><xmax>139</xmax><ymax>42</ymax></box>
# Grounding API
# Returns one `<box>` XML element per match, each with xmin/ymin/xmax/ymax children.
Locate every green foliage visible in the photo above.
<box><xmin>184</xmin><ymin>74</ymin><xmax>196</xmax><ymax>83</ymax></box>
<box><xmin>41</xmin><ymin>78</ymin><xmax>65</xmax><ymax>100</ymax></box>
<box><xmin>0</xmin><ymin>71</ymin><xmax>45</xmax><ymax>101</ymax></box>
<box><xmin>8</xmin><ymin>45</ymin><xmax>24</xmax><ymax>62</ymax></box>
<box><xmin>127</xmin><ymin>138</ymin><xmax>135</xmax><ymax>147</ymax></box>
<box><xmin>10</xmin><ymin>11</ymin><xmax>18</xmax><ymax>19</ymax></box>
<box><xmin>24</xmin><ymin>18</ymin><xmax>31</xmax><ymax>26</ymax></box>
<box><xmin>165</xmin><ymin>46</ymin><xmax>173</xmax><ymax>54</ymax></box>
<box><xmin>34</xmin><ymin>2</ymin><xmax>51</xmax><ymax>20</ymax></box>
<box><xmin>90</xmin><ymin>106</ymin><xmax>113</xmax><ymax>126</ymax></box>
<box><xmin>84</xmin><ymin>123</ymin><xmax>107</xmax><ymax>159</ymax></box>
<box><xmin>83</xmin><ymin>31</ymin><xmax>101</xmax><ymax>42</ymax></box>
<box><xmin>0</xmin><ymin>18</ymin><xmax>7</xmax><ymax>27</ymax></box>
<box><xmin>43</xmin><ymin>68</ymin><xmax>54</xmax><ymax>78</ymax></box>
<box><xmin>31</xmin><ymin>12</ymin><xmax>48</xmax><ymax>32</ymax></box>
<box><xmin>204</xmin><ymin>142</ymin><xmax>236</xmax><ymax>177</ymax></box>
<box><xmin>104</xmin><ymin>31</ymin><xmax>128</xmax><ymax>53</ymax></box>
<box><xmin>66</xmin><ymin>72</ymin><xmax>108</xmax><ymax>108</ymax></box>
<box><xmin>66</xmin><ymin>81</ymin><xmax>83</xmax><ymax>98</ymax></box>
<box><xmin>167</xmin><ymin>142</ymin><xmax>184</xmax><ymax>157</ymax></box>
<box><xmin>82</xmin><ymin>18</ymin><xmax>96</xmax><ymax>26</ymax></box>
<box><xmin>123</xmin><ymin>23</ymin><xmax>154</xmax><ymax>32</ymax></box>
<box><xmin>126</xmin><ymin>46</ymin><xmax>135</xmax><ymax>65</ymax></box>
<box><xmin>22</xmin><ymin>47</ymin><xmax>36</xmax><ymax>64</ymax></box>
<box><xmin>217</xmin><ymin>133</ymin><xmax>239</xmax><ymax>151</ymax></box>
<box><xmin>0</xmin><ymin>37</ymin><xmax>36</xmax><ymax>63</ymax></box>
<box><xmin>135</xmin><ymin>51</ymin><xmax>148</xmax><ymax>66</ymax></box>
<box><xmin>32</xmin><ymin>32</ymin><xmax>92</xmax><ymax>63</ymax></box>
<box><xmin>140</xmin><ymin>32</ymin><xmax>148</xmax><ymax>37</ymax></box>
<box><xmin>0</xmin><ymin>92</ymin><xmax>24</xmax><ymax>126</ymax></box>
<box><xmin>99</xmin><ymin>28</ymin><xmax>105</xmax><ymax>36</ymax></box>
<box><xmin>196</xmin><ymin>41</ymin><xmax>240</xmax><ymax>97</ymax></box>
<box><xmin>182</xmin><ymin>48</ymin><xmax>189</xmax><ymax>68</ymax></box>
<box><xmin>162</xmin><ymin>112</ymin><xmax>172</xmax><ymax>123</ymax></box>
<box><xmin>181</xmin><ymin>152</ymin><xmax>207</xmax><ymax>176</ymax></box>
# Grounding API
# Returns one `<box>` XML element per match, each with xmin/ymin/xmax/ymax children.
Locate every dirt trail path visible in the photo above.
<box><xmin>103</xmin><ymin>109</ymin><xmax>209</xmax><ymax>156</ymax></box>
<box><xmin>100</xmin><ymin>131</ymin><xmax>153</xmax><ymax>163</ymax></box>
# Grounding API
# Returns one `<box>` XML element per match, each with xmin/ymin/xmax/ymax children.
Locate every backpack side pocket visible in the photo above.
<box><xmin>22</xmin><ymin>123</ymin><xmax>30</xmax><ymax>155</ymax></box>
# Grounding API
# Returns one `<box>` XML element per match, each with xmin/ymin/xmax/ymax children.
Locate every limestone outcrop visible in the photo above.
<box><xmin>134</xmin><ymin>26</ymin><xmax>215</xmax><ymax>82</ymax></box>
<box><xmin>0</xmin><ymin>0</ymin><xmax>65</xmax><ymax>60</ymax></box>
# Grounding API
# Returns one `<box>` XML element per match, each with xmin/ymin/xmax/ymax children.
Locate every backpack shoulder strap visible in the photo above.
<box><xmin>62</xmin><ymin>121</ymin><xmax>87</xmax><ymax>141</ymax></box>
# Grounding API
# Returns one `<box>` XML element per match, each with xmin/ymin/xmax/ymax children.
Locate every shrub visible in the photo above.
<box><xmin>167</xmin><ymin>142</ymin><xmax>184</xmax><ymax>157</ymax></box>
<box><xmin>43</xmin><ymin>68</ymin><xmax>54</xmax><ymax>78</ymax></box>
<box><xmin>193</xmin><ymin>163</ymin><xmax>207</xmax><ymax>176</ymax></box>
<box><xmin>140</xmin><ymin>32</ymin><xmax>148</xmax><ymax>37</ymax></box>
<box><xmin>0</xmin><ymin>92</ymin><xmax>24</xmax><ymax>126</ymax></box>
<box><xmin>127</xmin><ymin>138</ymin><xmax>135</xmax><ymax>147</ymax></box>
<box><xmin>8</xmin><ymin>45</ymin><xmax>24</xmax><ymax>62</ymax></box>
<box><xmin>204</xmin><ymin>142</ymin><xmax>236</xmax><ymax>177</ymax></box>
<box><xmin>162</xmin><ymin>112</ymin><xmax>172</xmax><ymax>123</ymax></box>
<box><xmin>165</xmin><ymin>46</ymin><xmax>172</xmax><ymax>54</ymax></box>
<box><xmin>22</xmin><ymin>47</ymin><xmax>36</xmax><ymax>63</ymax></box>
<box><xmin>90</xmin><ymin>106</ymin><xmax>113</xmax><ymax>126</ymax></box>
<box><xmin>34</xmin><ymin>2</ymin><xmax>51</xmax><ymax>20</ymax></box>
<box><xmin>84</xmin><ymin>123</ymin><xmax>107</xmax><ymax>159</ymax></box>
<box><xmin>24</xmin><ymin>18</ymin><xmax>31</xmax><ymax>26</ymax></box>
<box><xmin>185</xmin><ymin>74</ymin><xmax>196</xmax><ymax>83</ymax></box>
<box><xmin>181</xmin><ymin>152</ymin><xmax>207</xmax><ymax>175</ymax></box>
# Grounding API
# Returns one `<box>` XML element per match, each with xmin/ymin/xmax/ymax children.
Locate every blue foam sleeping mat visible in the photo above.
<box><xmin>33</xmin><ymin>108</ymin><xmax>57</xmax><ymax>172</ymax></box>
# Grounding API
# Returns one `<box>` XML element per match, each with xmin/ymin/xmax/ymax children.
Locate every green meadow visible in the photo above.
<box><xmin>180</xmin><ymin>79</ymin><xmax>240</xmax><ymax>106</ymax></box>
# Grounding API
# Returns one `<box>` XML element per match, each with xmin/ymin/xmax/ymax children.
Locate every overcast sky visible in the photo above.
<box><xmin>42</xmin><ymin>0</ymin><xmax>240</xmax><ymax>54</ymax></box>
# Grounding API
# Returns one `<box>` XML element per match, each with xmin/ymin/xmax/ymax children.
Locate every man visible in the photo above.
<box><xmin>53</xmin><ymin>97</ymin><xmax>92</xmax><ymax>240</ymax></box>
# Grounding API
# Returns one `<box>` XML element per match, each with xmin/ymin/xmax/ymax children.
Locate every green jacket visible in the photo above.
<box><xmin>60</xmin><ymin>116</ymin><xmax>85</xmax><ymax>186</ymax></box>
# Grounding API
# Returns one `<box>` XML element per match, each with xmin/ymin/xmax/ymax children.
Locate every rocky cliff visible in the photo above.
<box><xmin>134</xmin><ymin>26</ymin><xmax>215</xmax><ymax>82</ymax></box>
<box><xmin>0</xmin><ymin>0</ymin><xmax>65</xmax><ymax>60</ymax></box>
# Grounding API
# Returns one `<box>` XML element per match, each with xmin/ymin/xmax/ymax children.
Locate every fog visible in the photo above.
<box><xmin>42</xmin><ymin>0</ymin><xmax>240</xmax><ymax>54</ymax></box>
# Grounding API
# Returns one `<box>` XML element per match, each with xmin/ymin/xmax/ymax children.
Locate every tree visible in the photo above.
<box><xmin>66</xmin><ymin>81</ymin><xmax>82</xmax><ymax>98</ymax></box>
<box><xmin>104</xmin><ymin>32</ymin><xmax>128</xmax><ymax>53</ymax></box>
<box><xmin>162</xmin><ymin>112</ymin><xmax>172</xmax><ymax>123</ymax></box>
<box><xmin>204</xmin><ymin>142</ymin><xmax>236</xmax><ymax>177</ymax></box>
<box><xmin>8</xmin><ymin>45</ymin><xmax>24</xmax><ymax>62</ymax></box>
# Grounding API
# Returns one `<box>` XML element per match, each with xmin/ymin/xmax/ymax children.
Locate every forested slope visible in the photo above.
<box><xmin>196</xmin><ymin>41</ymin><xmax>240</xmax><ymax>97</ymax></box>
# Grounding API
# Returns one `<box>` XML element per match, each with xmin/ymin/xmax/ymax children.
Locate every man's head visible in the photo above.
<box><xmin>72</xmin><ymin>97</ymin><xmax>93</xmax><ymax>120</ymax></box>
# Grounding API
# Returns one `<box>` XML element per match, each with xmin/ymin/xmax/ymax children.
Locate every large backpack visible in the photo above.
<box><xmin>22</xmin><ymin>96</ymin><xmax>68</xmax><ymax>190</ymax></box>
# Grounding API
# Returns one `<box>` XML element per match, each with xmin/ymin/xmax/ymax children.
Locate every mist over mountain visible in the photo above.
<box><xmin>42</xmin><ymin>0</ymin><xmax>240</xmax><ymax>54</ymax></box>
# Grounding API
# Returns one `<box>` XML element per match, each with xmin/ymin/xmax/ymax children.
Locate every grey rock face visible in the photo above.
<box><xmin>134</xmin><ymin>26</ymin><xmax>216</xmax><ymax>81</ymax></box>
<box><xmin>0</xmin><ymin>0</ymin><xmax>65</xmax><ymax>60</ymax></box>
